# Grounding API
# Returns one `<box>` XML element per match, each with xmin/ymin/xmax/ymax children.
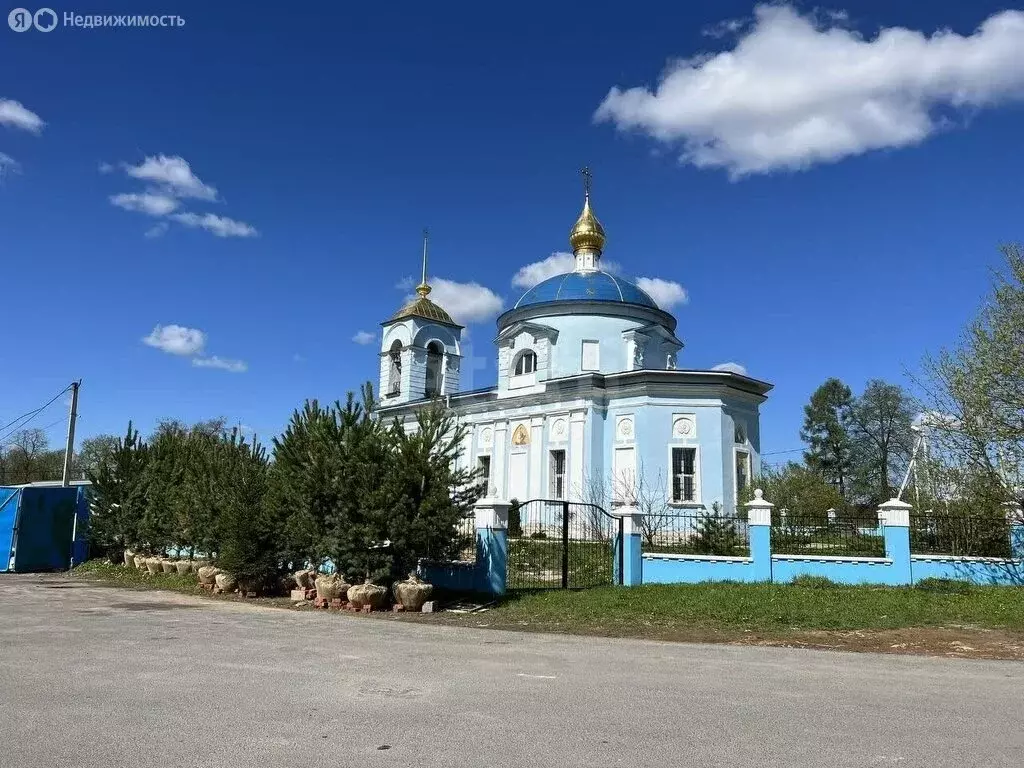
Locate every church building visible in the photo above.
<box><xmin>375</xmin><ymin>177</ymin><xmax>772</xmax><ymax>515</ymax></box>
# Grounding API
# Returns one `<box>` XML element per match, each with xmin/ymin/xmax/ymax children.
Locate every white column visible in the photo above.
<box><xmin>569</xmin><ymin>411</ymin><xmax>586</xmax><ymax>502</ymax></box>
<box><xmin>529</xmin><ymin>416</ymin><xmax>544</xmax><ymax>499</ymax></box>
<box><xmin>492</xmin><ymin>422</ymin><xmax>508</xmax><ymax>500</ymax></box>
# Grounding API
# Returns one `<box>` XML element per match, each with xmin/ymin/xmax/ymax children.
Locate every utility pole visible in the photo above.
<box><xmin>61</xmin><ymin>380</ymin><xmax>80</xmax><ymax>487</ymax></box>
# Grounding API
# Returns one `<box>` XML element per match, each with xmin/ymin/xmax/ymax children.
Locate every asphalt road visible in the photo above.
<box><xmin>0</xmin><ymin>575</ymin><xmax>1021</xmax><ymax>768</ymax></box>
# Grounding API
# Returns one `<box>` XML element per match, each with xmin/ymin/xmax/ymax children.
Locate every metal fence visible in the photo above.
<box><xmin>454</xmin><ymin>512</ymin><xmax>477</xmax><ymax>562</ymax></box>
<box><xmin>507</xmin><ymin>499</ymin><xmax>620</xmax><ymax>590</ymax></box>
<box><xmin>771</xmin><ymin>515</ymin><xmax>885</xmax><ymax>557</ymax></box>
<box><xmin>640</xmin><ymin>510</ymin><xmax>750</xmax><ymax>557</ymax></box>
<box><xmin>909</xmin><ymin>514</ymin><xmax>1011</xmax><ymax>558</ymax></box>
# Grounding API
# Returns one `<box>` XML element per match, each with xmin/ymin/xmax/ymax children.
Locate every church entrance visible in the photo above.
<box><xmin>506</xmin><ymin>499</ymin><xmax>623</xmax><ymax>590</ymax></box>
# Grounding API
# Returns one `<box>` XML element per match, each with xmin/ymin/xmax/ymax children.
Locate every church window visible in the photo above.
<box><xmin>581</xmin><ymin>340</ymin><xmax>600</xmax><ymax>371</ymax></box>
<box><xmin>477</xmin><ymin>455</ymin><xmax>492</xmax><ymax>496</ymax></box>
<box><xmin>514</xmin><ymin>350</ymin><xmax>537</xmax><ymax>376</ymax></box>
<box><xmin>671</xmin><ymin>447</ymin><xmax>699</xmax><ymax>503</ymax></box>
<box><xmin>425</xmin><ymin>341</ymin><xmax>443</xmax><ymax>397</ymax></box>
<box><xmin>549</xmin><ymin>449</ymin><xmax>566</xmax><ymax>499</ymax></box>
<box><xmin>735</xmin><ymin>449</ymin><xmax>751</xmax><ymax>501</ymax></box>
<box><xmin>388</xmin><ymin>340</ymin><xmax>402</xmax><ymax>396</ymax></box>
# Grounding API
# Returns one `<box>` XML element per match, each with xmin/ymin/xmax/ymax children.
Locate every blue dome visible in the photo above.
<box><xmin>514</xmin><ymin>271</ymin><xmax>658</xmax><ymax>309</ymax></box>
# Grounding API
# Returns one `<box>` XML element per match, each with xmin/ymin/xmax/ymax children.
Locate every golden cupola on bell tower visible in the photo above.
<box><xmin>569</xmin><ymin>166</ymin><xmax>606</xmax><ymax>271</ymax></box>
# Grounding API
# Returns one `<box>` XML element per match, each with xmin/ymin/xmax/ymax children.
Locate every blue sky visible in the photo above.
<box><xmin>1</xmin><ymin>1</ymin><xmax>1023</xmax><ymax>459</ymax></box>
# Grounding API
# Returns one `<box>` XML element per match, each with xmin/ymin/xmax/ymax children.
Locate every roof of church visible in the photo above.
<box><xmin>389</xmin><ymin>295</ymin><xmax>459</xmax><ymax>326</ymax></box>
<box><xmin>513</xmin><ymin>270</ymin><xmax>658</xmax><ymax>310</ymax></box>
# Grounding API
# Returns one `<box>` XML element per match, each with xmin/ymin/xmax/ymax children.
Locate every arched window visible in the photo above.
<box><xmin>425</xmin><ymin>341</ymin><xmax>443</xmax><ymax>397</ymax></box>
<box><xmin>514</xmin><ymin>350</ymin><xmax>537</xmax><ymax>376</ymax></box>
<box><xmin>388</xmin><ymin>340</ymin><xmax>402</xmax><ymax>396</ymax></box>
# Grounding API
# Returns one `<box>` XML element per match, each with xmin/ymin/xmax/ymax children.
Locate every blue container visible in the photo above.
<box><xmin>0</xmin><ymin>485</ymin><xmax>90</xmax><ymax>572</ymax></box>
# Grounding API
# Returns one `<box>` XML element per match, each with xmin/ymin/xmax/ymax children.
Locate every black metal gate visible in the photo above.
<box><xmin>506</xmin><ymin>499</ymin><xmax>623</xmax><ymax>590</ymax></box>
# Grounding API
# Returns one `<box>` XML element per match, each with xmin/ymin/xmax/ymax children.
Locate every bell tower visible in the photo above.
<box><xmin>379</xmin><ymin>230</ymin><xmax>463</xmax><ymax>404</ymax></box>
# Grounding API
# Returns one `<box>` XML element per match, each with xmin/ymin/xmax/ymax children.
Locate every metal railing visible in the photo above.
<box><xmin>909</xmin><ymin>513</ymin><xmax>1011</xmax><ymax>558</ymax></box>
<box><xmin>640</xmin><ymin>510</ymin><xmax>750</xmax><ymax>557</ymax></box>
<box><xmin>455</xmin><ymin>513</ymin><xmax>477</xmax><ymax>562</ymax></box>
<box><xmin>771</xmin><ymin>515</ymin><xmax>885</xmax><ymax>557</ymax></box>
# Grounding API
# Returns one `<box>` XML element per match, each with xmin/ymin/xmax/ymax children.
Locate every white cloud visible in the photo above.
<box><xmin>192</xmin><ymin>356</ymin><xmax>248</xmax><ymax>373</ymax></box>
<box><xmin>143</xmin><ymin>324</ymin><xmax>206</xmax><ymax>356</ymax></box>
<box><xmin>595</xmin><ymin>6</ymin><xmax>1024</xmax><ymax>177</ymax></box>
<box><xmin>0</xmin><ymin>99</ymin><xmax>44</xmax><ymax>133</ymax></box>
<box><xmin>512</xmin><ymin>252</ymin><xmax>576</xmax><ymax>288</ymax></box>
<box><xmin>635</xmin><ymin>277</ymin><xmax>689</xmax><ymax>309</ymax></box>
<box><xmin>144</xmin><ymin>222</ymin><xmax>169</xmax><ymax>239</ymax></box>
<box><xmin>97</xmin><ymin>162</ymin><xmax>114</xmax><ymax>174</ymax></box>
<box><xmin>352</xmin><ymin>330</ymin><xmax>376</xmax><ymax>345</ymax></box>
<box><xmin>712</xmin><ymin>362</ymin><xmax>748</xmax><ymax>375</ymax></box>
<box><xmin>511</xmin><ymin>252</ymin><xmax>624</xmax><ymax>289</ymax></box>
<box><xmin>110</xmin><ymin>192</ymin><xmax>180</xmax><ymax>217</ymax></box>
<box><xmin>402</xmin><ymin>278</ymin><xmax>503</xmax><ymax>325</ymax></box>
<box><xmin>0</xmin><ymin>152</ymin><xmax>20</xmax><ymax>179</ymax></box>
<box><xmin>123</xmin><ymin>155</ymin><xmax>217</xmax><ymax>200</ymax></box>
<box><xmin>171</xmin><ymin>212</ymin><xmax>258</xmax><ymax>238</ymax></box>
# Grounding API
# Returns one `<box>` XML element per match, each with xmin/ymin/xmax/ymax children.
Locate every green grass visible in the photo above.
<box><xmin>485</xmin><ymin>581</ymin><xmax>1024</xmax><ymax>633</ymax></box>
<box><xmin>73</xmin><ymin>559</ymin><xmax>204</xmax><ymax>595</ymax></box>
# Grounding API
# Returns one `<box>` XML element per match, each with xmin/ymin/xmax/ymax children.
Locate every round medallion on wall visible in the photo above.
<box><xmin>673</xmin><ymin>416</ymin><xmax>694</xmax><ymax>438</ymax></box>
<box><xmin>616</xmin><ymin>417</ymin><xmax>634</xmax><ymax>440</ymax></box>
<box><xmin>480</xmin><ymin>427</ymin><xmax>493</xmax><ymax>447</ymax></box>
<box><xmin>551</xmin><ymin>418</ymin><xmax>567</xmax><ymax>441</ymax></box>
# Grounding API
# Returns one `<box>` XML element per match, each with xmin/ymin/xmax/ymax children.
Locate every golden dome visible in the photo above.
<box><xmin>569</xmin><ymin>168</ymin><xmax>605</xmax><ymax>255</ymax></box>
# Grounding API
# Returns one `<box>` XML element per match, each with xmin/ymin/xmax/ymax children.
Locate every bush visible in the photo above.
<box><xmin>529</xmin><ymin>530</ymin><xmax>548</xmax><ymax>540</ymax></box>
<box><xmin>508</xmin><ymin>499</ymin><xmax>523</xmax><ymax>538</ymax></box>
<box><xmin>790</xmin><ymin>575</ymin><xmax>838</xmax><ymax>589</ymax></box>
<box><xmin>915</xmin><ymin>577</ymin><xmax>974</xmax><ymax>595</ymax></box>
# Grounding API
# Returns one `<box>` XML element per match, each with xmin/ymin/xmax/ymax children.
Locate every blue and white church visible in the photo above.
<box><xmin>375</xmin><ymin>180</ymin><xmax>772</xmax><ymax>514</ymax></box>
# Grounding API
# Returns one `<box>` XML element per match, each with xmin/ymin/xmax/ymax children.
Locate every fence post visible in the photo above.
<box><xmin>1006</xmin><ymin>502</ymin><xmax>1024</xmax><ymax>560</ymax></box>
<box><xmin>474</xmin><ymin>499</ymin><xmax>510</xmax><ymax>596</ymax></box>
<box><xmin>877</xmin><ymin>498</ymin><xmax>913</xmax><ymax>585</ymax></box>
<box><xmin>613</xmin><ymin>506</ymin><xmax>643</xmax><ymax>587</ymax></box>
<box><xmin>745</xmin><ymin>489</ymin><xmax>773</xmax><ymax>582</ymax></box>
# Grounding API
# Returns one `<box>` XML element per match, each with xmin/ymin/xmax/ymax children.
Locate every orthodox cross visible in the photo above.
<box><xmin>581</xmin><ymin>166</ymin><xmax>592</xmax><ymax>197</ymax></box>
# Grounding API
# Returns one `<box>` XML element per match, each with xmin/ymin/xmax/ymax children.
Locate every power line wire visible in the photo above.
<box><xmin>0</xmin><ymin>384</ymin><xmax>72</xmax><ymax>444</ymax></box>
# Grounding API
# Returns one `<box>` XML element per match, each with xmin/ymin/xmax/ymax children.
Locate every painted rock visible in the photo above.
<box><xmin>314</xmin><ymin>573</ymin><xmax>344</xmax><ymax>602</ymax></box>
<box><xmin>197</xmin><ymin>565</ymin><xmax>220</xmax><ymax>585</ymax></box>
<box><xmin>174</xmin><ymin>561</ymin><xmax>192</xmax><ymax>576</ymax></box>
<box><xmin>347</xmin><ymin>579</ymin><xmax>386</xmax><ymax>610</ymax></box>
<box><xmin>215</xmin><ymin>572</ymin><xmax>238</xmax><ymax>593</ymax></box>
<box><xmin>294</xmin><ymin>569</ymin><xmax>316</xmax><ymax>590</ymax></box>
<box><xmin>133</xmin><ymin>554</ymin><xmax>147</xmax><ymax>570</ymax></box>
<box><xmin>145</xmin><ymin>557</ymin><xmax>162</xmax><ymax>575</ymax></box>
<box><xmin>393</xmin><ymin>573</ymin><xmax>434</xmax><ymax>612</ymax></box>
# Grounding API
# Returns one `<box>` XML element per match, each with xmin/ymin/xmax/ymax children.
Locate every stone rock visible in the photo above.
<box><xmin>191</xmin><ymin>559</ymin><xmax>210</xmax><ymax>574</ymax></box>
<box><xmin>215</xmin><ymin>572</ymin><xmax>238</xmax><ymax>593</ymax></box>
<box><xmin>123</xmin><ymin>550</ymin><xmax>135</xmax><ymax>567</ymax></box>
<box><xmin>133</xmin><ymin>554</ymin><xmax>147</xmax><ymax>571</ymax></box>
<box><xmin>290</xmin><ymin>589</ymin><xmax>308</xmax><ymax>601</ymax></box>
<box><xmin>174</xmin><ymin>561</ymin><xmax>192</xmax><ymax>576</ymax></box>
<box><xmin>294</xmin><ymin>569</ymin><xmax>316</xmax><ymax>590</ymax></box>
<box><xmin>421</xmin><ymin>600</ymin><xmax>436</xmax><ymax>614</ymax></box>
<box><xmin>160</xmin><ymin>559</ymin><xmax>177</xmax><ymax>574</ymax></box>
<box><xmin>393</xmin><ymin>573</ymin><xmax>434</xmax><ymax>612</ymax></box>
<box><xmin>314</xmin><ymin>573</ymin><xmax>351</xmax><ymax>602</ymax></box>
<box><xmin>197</xmin><ymin>565</ymin><xmax>221</xmax><ymax>585</ymax></box>
<box><xmin>347</xmin><ymin>579</ymin><xmax>386</xmax><ymax>611</ymax></box>
<box><xmin>145</xmin><ymin>557</ymin><xmax>162</xmax><ymax>575</ymax></box>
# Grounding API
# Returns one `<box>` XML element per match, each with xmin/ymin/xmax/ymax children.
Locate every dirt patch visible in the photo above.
<box><xmin>405</xmin><ymin>613</ymin><xmax>1024</xmax><ymax>661</ymax></box>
